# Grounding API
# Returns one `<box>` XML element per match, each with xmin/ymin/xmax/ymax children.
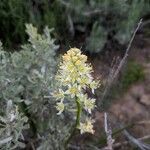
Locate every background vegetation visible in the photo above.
<box><xmin>0</xmin><ymin>0</ymin><xmax>150</xmax><ymax>52</ymax></box>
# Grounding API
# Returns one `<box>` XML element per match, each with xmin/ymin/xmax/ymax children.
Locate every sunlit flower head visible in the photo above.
<box><xmin>78</xmin><ymin>118</ymin><xmax>95</xmax><ymax>134</ymax></box>
<box><xmin>53</xmin><ymin>48</ymin><xmax>100</xmax><ymax>133</ymax></box>
<box><xmin>56</xmin><ymin>48</ymin><xmax>99</xmax><ymax>91</ymax></box>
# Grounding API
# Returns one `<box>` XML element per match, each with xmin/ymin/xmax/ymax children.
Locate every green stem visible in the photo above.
<box><xmin>75</xmin><ymin>98</ymin><xmax>82</xmax><ymax>128</ymax></box>
<box><xmin>64</xmin><ymin>97</ymin><xmax>82</xmax><ymax>149</ymax></box>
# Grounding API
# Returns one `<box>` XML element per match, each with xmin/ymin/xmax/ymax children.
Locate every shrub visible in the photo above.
<box><xmin>0</xmin><ymin>100</ymin><xmax>28</xmax><ymax>149</ymax></box>
<box><xmin>0</xmin><ymin>24</ymin><xmax>69</xmax><ymax>149</ymax></box>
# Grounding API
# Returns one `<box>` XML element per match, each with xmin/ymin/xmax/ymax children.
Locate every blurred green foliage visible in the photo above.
<box><xmin>0</xmin><ymin>0</ymin><xmax>150</xmax><ymax>52</ymax></box>
<box><xmin>60</xmin><ymin>0</ymin><xmax>150</xmax><ymax>53</ymax></box>
<box><xmin>121</xmin><ymin>60</ymin><xmax>145</xmax><ymax>89</ymax></box>
<box><xmin>0</xmin><ymin>0</ymin><xmax>65</xmax><ymax>48</ymax></box>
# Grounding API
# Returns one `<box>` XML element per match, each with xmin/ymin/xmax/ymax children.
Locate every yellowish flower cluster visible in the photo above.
<box><xmin>54</xmin><ymin>48</ymin><xmax>99</xmax><ymax>134</ymax></box>
<box><xmin>79</xmin><ymin>118</ymin><xmax>95</xmax><ymax>134</ymax></box>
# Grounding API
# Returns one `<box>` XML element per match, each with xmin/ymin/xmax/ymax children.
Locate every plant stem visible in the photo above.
<box><xmin>75</xmin><ymin>98</ymin><xmax>82</xmax><ymax>128</ymax></box>
<box><xmin>64</xmin><ymin>97</ymin><xmax>82</xmax><ymax>149</ymax></box>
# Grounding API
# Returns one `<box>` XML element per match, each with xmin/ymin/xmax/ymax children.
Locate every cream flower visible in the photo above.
<box><xmin>56</xmin><ymin>101</ymin><xmax>65</xmax><ymax>115</ymax></box>
<box><xmin>83</xmin><ymin>98</ymin><xmax>96</xmax><ymax>114</ymax></box>
<box><xmin>53</xmin><ymin>89</ymin><xmax>65</xmax><ymax>101</ymax></box>
<box><xmin>78</xmin><ymin>118</ymin><xmax>95</xmax><ymax>134</ymax></box>
<box><xmin>90</xmin><ymin>81</ymin><xmax>100</xmax><ymax>94</ymax></box>
<box><xmin>66</xmin><ymin>84</ymin><xmax>80</xmax><ymax>98</ymax></box>
<box><xmin>54</xmin><ymin>48</ymin><xmax>100</xmax><ymax>134</ymax></box>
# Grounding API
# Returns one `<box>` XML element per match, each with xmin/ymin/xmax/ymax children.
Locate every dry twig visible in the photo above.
<box><xmin>113</xmin><ymin>134</ymin><xmax>150</xmax><ymax>149</ymax></box>
<box><xmin>101</xmin><ymin>19</ymin><xmax>143</xmax><ymax>101</ymax></box>
<box><xmin>123</xmin><ymin>130</ymin><xmax>150</xmax><ymax>150</ymax></box>
<box><xmin>104</xmin><ymin>112</ymin><xmax>114</xmax><ymax>150</ymax></box>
